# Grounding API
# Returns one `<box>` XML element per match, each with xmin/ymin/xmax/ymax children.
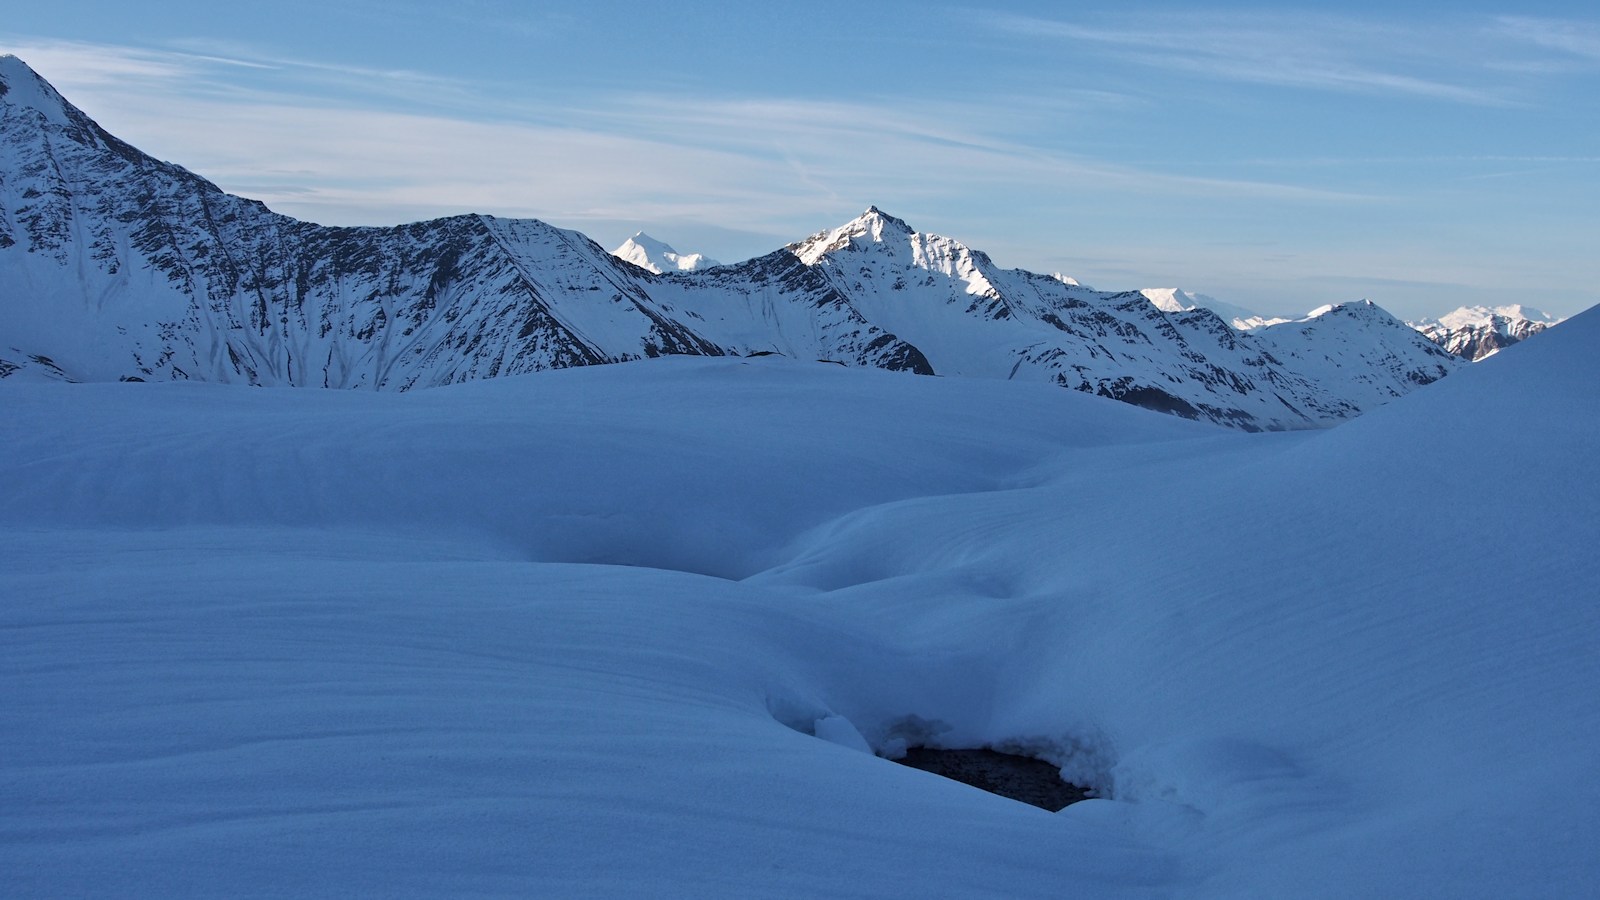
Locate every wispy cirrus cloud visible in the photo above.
<box><xmin>1493</xmin><ymin>16</ymin><xmax>1600</xmax><ymax>62</ymax></box>
<box><xmin>0</xmin><ymin>36</ymin><xmax>1368</xmax><ymax>248</ymax></box>
<box><xmin>983</xmin><ymin>11</ymin><xmax>1523</xmax><ymax>105</ymax></box>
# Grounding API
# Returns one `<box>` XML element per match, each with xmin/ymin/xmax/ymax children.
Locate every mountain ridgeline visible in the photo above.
<box><xmin>0</xmin><ymin>56</ymin><xmax>1465</xmax><ymax>430</ymax></box>
<box><xmin>1410</xmin><ymin>305</ymin><xmax>1562</xmax><ymax>362</ymax></box>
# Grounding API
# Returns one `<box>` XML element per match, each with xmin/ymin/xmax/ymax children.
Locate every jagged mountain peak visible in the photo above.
<box><xmin>858</xmin><ymin>205</ymin><xmax>914</xmax><ymax>234</ymax></box>
<box><xmin>787</xmin><ymin>206</ymin><xmax>922</xmax><ymax>265</ymax></box>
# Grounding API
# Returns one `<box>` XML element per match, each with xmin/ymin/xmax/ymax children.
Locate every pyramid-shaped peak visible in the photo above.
<box><xmin>620</xmin><ymin>231</ymin><xmax>675</xmax><ymax>252</ymax></box>
<box><xmin>857</xmin><ymin>206</ymin><xmax>914</xmax><ymax>234</ymax></box>
<box><xmin>0</xmin><ymin>53</ymin><xmax>36</xmax><ymax>80</ymax></box>
<box><xmin>788</xmin><ymin>207</ymin><xmax>952</xmax><ymax>265</ymax></box>
<box><xmin>1305</xmin><ymin>299</ymin><xmax>1402</xmax><ymax>326</ymax></box>
<box><xmin>0</xmin><ymin>55</ymin><xmax>77</xmax><ymax>126</ymax></box>
<box><xmin>612</xmin><ymin>232</ymin><xmax>720</xmax><ymax>273</ymax></box>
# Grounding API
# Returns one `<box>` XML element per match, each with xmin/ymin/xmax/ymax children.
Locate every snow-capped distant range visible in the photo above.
<box><xmin>1</xmin><ymin>55</ymin><xmax>1465</xmax><ymax>430</ymax></box>
<box><xmin>613</xmin><ymin>231</ymin><xmax>722</xmax><ymax>273</ymax></box>
<box><xmin>1409</xmin><ymin>304</ymin><xmax>1564</xmax><ymax>361</ymax></box>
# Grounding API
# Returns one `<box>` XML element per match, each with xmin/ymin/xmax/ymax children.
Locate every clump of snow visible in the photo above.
<box><xmin>813</xmin><ymin>715</ymin><xmax>874</xmax><ymax>754</ymax></box>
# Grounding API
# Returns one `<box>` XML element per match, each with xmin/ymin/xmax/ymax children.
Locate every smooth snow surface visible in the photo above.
<box><xmin>4</xmin><ymin>306</ymin><xmax>1599</xmax><ymax>897</ymax></box>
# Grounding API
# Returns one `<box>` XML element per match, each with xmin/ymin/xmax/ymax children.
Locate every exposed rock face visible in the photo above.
<box><xmin>1412</xmin><ymin>305</ymin><xmax>1562</xmax><ymax>361</ymax></box>
<box><xmin>1</xmin><ymin>56</ymin><xmax>1464</xmax><ymax>429</ymax></box>
<box><xmin>784</xmin><ymin>209</ymin><xmax>1461</xmax><ymax>429</ymax></box>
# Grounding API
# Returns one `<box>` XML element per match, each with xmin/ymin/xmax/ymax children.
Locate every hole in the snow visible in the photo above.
<box><xmin>893</xmin><ymin>747</ymin><xmax>1092</xmax><ymax>812</ymax></box>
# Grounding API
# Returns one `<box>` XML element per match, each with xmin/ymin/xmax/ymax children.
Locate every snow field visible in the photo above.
<box><xmin>3</xmin><ymin>308</ymin><xmax>1599</xmax><ymax>896</ymax></box>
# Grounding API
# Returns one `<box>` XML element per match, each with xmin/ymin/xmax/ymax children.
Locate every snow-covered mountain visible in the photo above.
<box><xmin>613</xmin><ymin>232</ymin><xmax>721</xmax><ymax>273</ymax></box>
<box><xmin>1411</xmin><ymin>304</ymin><xmax>1562</xmax><ymax>361</ymax></box>
<box><xmin>786</xmin><ymin>207</ymin><xmax>1460</xmax><ymax>429</ymax></box>
<box><xmin>0</xmin><ymin>56</ymin><xmax>1463</xmax><ymax>429</ymax></box>
<box><xmin>0</xmin><ymin>56</ymin><xmax>921</xmax><ymax>388</ymax></box>
<box><xmin>1139</xmin><ymin>287</ymin><xmax>1292</xmax><ymax>331</ymax></box>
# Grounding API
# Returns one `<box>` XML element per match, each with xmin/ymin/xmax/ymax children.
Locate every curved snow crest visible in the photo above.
<box><xmin>612</xmin><ymin>232</ymin><xmax>721</xmax><ymax>273</ymax></box>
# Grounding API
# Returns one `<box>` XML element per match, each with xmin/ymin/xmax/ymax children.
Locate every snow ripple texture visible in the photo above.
<box><xmin>3</xmin><ymin>298</ymin><xmax>1597</xmax><ymax>898</ymax></box>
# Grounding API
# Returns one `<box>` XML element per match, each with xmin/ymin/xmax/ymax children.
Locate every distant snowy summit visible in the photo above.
<box><xmin>1410</xmin><ymin>305</ymin><xmax>1563</xmax><ymax>361</ymax></box>
<box><xmin>1148</xmin><ymin>288</ymin><xmax>1564</xmax><ymax>362</ymax></box>
<box><xmin>1138</xmin><ymin>288</ymin><xmax>1292</xmax><ymax>332</ymax></box>
<box><xmin>612</xmin><ymin>232</ymin><xmax>721</xmax><ymax>274</ymax></box>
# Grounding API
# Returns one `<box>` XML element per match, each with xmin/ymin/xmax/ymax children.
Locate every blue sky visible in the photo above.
<box><xmin>4</xmin><ymin>1</ymin><xmax>1598</xmax><ymax>319</ymax></box>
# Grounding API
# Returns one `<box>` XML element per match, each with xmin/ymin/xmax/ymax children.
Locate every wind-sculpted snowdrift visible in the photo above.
<box><xmin>1</xmin><ymin>55</ymin><xmax>1463</xmax><ymax>430</ymax></box>
<box><xmin>3</xmin><ymin>290</ymin><xmax>1597</xmax><ymax>895</ymax></box>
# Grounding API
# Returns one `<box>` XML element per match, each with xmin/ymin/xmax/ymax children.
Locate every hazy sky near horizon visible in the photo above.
<box><xmin>4</xmin><ymin>1</ymin><xmax>1598</xmax><ymax>319</ymax></box>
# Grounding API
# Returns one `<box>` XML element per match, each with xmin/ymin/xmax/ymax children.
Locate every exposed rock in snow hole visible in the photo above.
<box><xmin>795</xmin><ymin>711</ymin><xmax>1094</xmax><ymax>811</ymax></box>
<box><xmin>893</xmin><ymin>747</ymin><xmax>1091</xmax><ymax>812</ymax></box>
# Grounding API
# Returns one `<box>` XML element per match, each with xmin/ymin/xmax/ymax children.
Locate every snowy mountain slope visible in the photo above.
<box><xmin>0</xmin><ymin>55</ymin><xmax>724</xmax><ymax>387</ymax></box>
<box><xmin>0</xmin><ymin>57</ymin><xmax>922</xmax><ymax>388</ymax></box>
<box><xmin>1411</xmin><ymin>303</ymin><xmax>1562</xmax><ymax>360</ymax></box>
<box><xmin>788</xmin><ymin>208</ymin><xmax>1461</xmax><ymax>429</ymax></box>
<box><xmin>613</xmin><ymin>231</ymin><xmax>721</xmax><ymax>273</ymax></box>
<box><xmin>649</xmin><ymin>250</ymin><xmax>934</xmax><ymax>372</ymax></box>
<box><xmin>1247</xmin><ymin>300</ymin><xmax>1470</xmax><ymax>411</ymax></box>
<box><xmin>3</xmin><ymin>305</ymin><xmax>1595</xmax><ymax>897</ymax></box>
<box><xmin>2</xmin><ymin>55</ymin><xmax>1462</xmax><ymax>429</ymax></box>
